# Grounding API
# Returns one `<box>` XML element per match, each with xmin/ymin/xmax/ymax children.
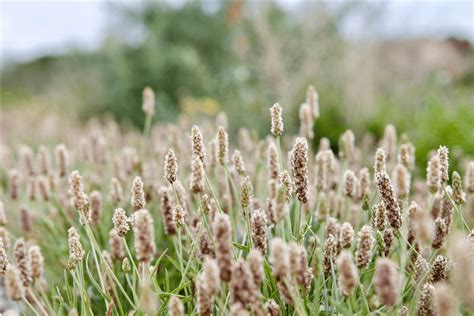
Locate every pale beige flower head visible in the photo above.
<box><xmin>142</xmin><ymin>86</ymin><xmax>155</xmax><ymax>116</ymax></box>
<box><xmin>270</xmin><ymin>103</ymin><xmax>284</xmax><ymax>137</ymax></box>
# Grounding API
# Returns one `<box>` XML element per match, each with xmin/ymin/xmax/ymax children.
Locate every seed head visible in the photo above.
<box><xmin>414</xmin><ymin>255</ymin><xmax>429</xmax><ymax>284</ymax></box>
<box><xmin>429</xmin><ymin>255</ymin><xmax>450</xmax><ymax>283</ymax></box>
<box><xmin>265</xmin><ymin>299</ymin><xmax>280</xmax><ymax>316</ymax></box>
<box><xmin>269</xmin><ymin>238</ymin><xmax>289</xmax><ymax>280</ymax></box>
<box><xmin>306</xmin><ymin>85</ymin><xmax>320</xmax><ymax>118</ymax></box>
<box><xmin>202</xmin><ymin>256</ymin><xmax>220</xmax><ymax>296</ymax></box>
<box><xmin>372</xmin><ymin>202</ymin><xmax>386</xmax><ymax>232</ymax></box>
<box><xmin>358</xmin><ymin>167</ymin><xmax>370</xmax><ymax>199</ymax></box>
<box><xmin>133</xmin><ymin>209</ymin><xmax>156</xmax><ymax>264</ymax></box>
<box><xmin>323</xmin><ymin>234</ymin><xmax>337</xmax><ymax>273</ymax></box>
<box><xmin>247</xmin><ymin>249</ymin><xmax>264</xmax><ymax>287</ymax></box>
<box><xmin>441</xmin><ymin>187</ymin><xmax>454</xmax><ymax>233</ymax></box>
<box><xmin>196</xmin><ymin>273</ymin><xmax>212</xmax><ymax>316</ymax></box>
<box><xmin>198</xmin><ymin>231</ymin><xmax>215</xmax><ymax>259</ymax></box>
<box><xmin>27</xmin><ymin>176</ymin><xmax>37</xmax><ymax>201</ymax></box>
<box><xmin>432</xmin><ymin>218</ymin><xmax>448</xmax><ymax>249</ymax></box>
<box><xmin>274</xmin><ymin>185</ymin><xmax>289</xmax><ymax>223</ymax></box>
<box><xmin>383</xmin><ymin>228</ymin><xmax>394</xmax><ymax>257</ymax></box>
<box><xmin>122</xmin><ymin>258</ymin><xmax>131</xmax><ymax>273</ymax></box>
<box><xmin>20</xmin><ymin>207</ymin><xmax>32</xmax><ymax>234</ymax></box>
<box><xmin>337</xmin><ymin>251</ymin><xmax>358</xmax><ymax>296</ymax></box>
<box><xmin>438</xmin><ymin>146</ymin><xmax>449</xmax><ymax>184</ymax></box>
<box><xmin>131</xmin><ymin>176</ymin><xmax>145</xmax><ymax>212</ymax></box>
<box><xmin>418</xmin><ymin>283</ymin><xmax>435</xmax><ymax>316</ymax></box>
<box><xmin>174</xmin><ymin>181</ymin><xmax>189</xmax><ymax>218</ymax></box>
<box><xmin>28</xmin><ymin>245</ymin><xmax>44</xmax><ymax>279</ymax></box>
<box><xmin>343</xmin><ymin>170</ymin><xmax>357</xmax><ymax>198</ymax></box>
<box><xmin>217</xmin><ymin>126</ymin><xmax>229</xmax><ymax>165</ymax></box>
<box><xmin>339</xmin><ymin>130</ymin><xmax>355</xmax><ymax>161</ymax></box>
<box><xmin>393</xmin><ymin>163</ymin><xmax>410</xmax><ymax>199</ymax></box>
<box><xmin>108</xmin><ymin>229</ymin><xmax>125</xmax><ymax>261</ymax></box>
<box><xmin>267</xmin><ymin>142</ymin><xmax>279</xmax><ymax>180</ymax></box>
<box><xmin>8</xmin><ymin>169</ymin><xmax>19</xmax><ymax>200</ymax></box>
<box><xmin>208</xmin><ymin>138</ymin><xmax>218</xmax><ymax>168</ymax></box>
<box><xmin>398</xmin><ymin>143</ymin><xmax>412</xmax><ymax>169</ymax></box>
<box><xmin>191</xmin><ymin>125</ymin><xmax>206</xmax><ymax>163</ymax></box>
<box><xmin>109</xmin><ymin>177</ymin><xmax>123</xmax><ymax>206</ymax></box>
<box><xmin>340</xmin><ymin>222</ymin><xmax>354</xmax><ymax>249</ymax></box>
<box><xmin>168</xmin><ymin>296</ymin><xmax>184</xmax><ymax>316</ymax></box>
<box><xmin>230</xmin><ymin>259</ymin><xmax>259</xmax><ymax>307</ymax></box>
<box><xmin>240</xmin><ymin>176</ymin><xmax>253</xmax><ymax>208</ymax></box>
<box><xmin>165</xmin><ymin>149</ymin><xmax>178</xmax><ymax>184</ymax></box>
<box><xmin>14</xmin><ymin>238</ymin><xmax>32</xmax><ymax>287</ymax></box>
<box><xmin>37</xmin><ymin>145</ymin><xmax>51</xmax><ymax>175</ymax></box>
<box><xmin>197</xmin><ymin>257</ymin><xmax>220</xmax><ymax>316</ymax></box>
<box><xmin>356</xmin><ymin>225</ymin><xmax>374</xmax><ymax>269</ymax></box>
<box><xmin>434</xmin><ymin>282</ymin><xmax>455</xmax><ymax>316</ymax></box>
<box><xmin>68</xmin><ymin>227</ymin><xmax>85</xmax><ymax>269</ymax></box>
<box><xmin>375</xmin><ymin>171</ymin><xmax>402</xmax><ymax>230</ymax></box>
<box><xmin>142</xmin><ymin>86</ymin><xmax>155</xmax><ymax>116</ymax></box>
<box><xmin>159</xmin><ymin>186</ymin><xmax>176</xmax><ymax>235</ymax></box>
<box><xmin>269</xmin><ymin>238</ymin><xmax>292</xmax><ymax>305</ymax></box>
<box><xmin>399</xmin><ymin>306</ymin><xmax>409</xmax><ymax>316</ymax></box>
<box><xmin>375</xmin><ymin>258</ymin><xmax>400</xmax><ymax>307</ymax></box>
<box><xmin>452</xmin><ymin>171</ymin><xmax>466</xmax><ymax>205</ymax></box>
<box><xmin>232</xmin><ymin>150</ymin><xmax>246</xmax><ymax>176</ymax></box>
<box><xmin>426</xmin><ymin>155</ymin><xmax>440</xmax><ymax>194</ymax></box>
<box><xmin>290</xmin><ymin>137</ymin><xmax>309</xmax><ymax>204</ymax></box>
<box><xmin>316</xmin><ymin>191</ymin><xmax>329</xmax><ymax>220</ymax></box>
<box><xmin>0</xmin><ymin>227</ymin><xmax>9</xmax><ymax>251</ymax></box>
<box><xmin>69</xmin><ymin>170</ymin><xmax>91</xmax><ymax>223</ymax></box>
<box><xmin>451</xmin><ymin>237</ymin><xmax>474</xmax><ymax>310</ymax></box>
<box><xmin>55</xmin><ymin>144</ymin><xmax>69</xmax><ymax>177</ymax></box>
<box><xmin>173</xmin><ymin>205</ymin><xmax>184</xmax><ymax>229</ymax></box>
<box><xmin>289</xmin><ymin>242</ymin><xmax>311</xmax><ymax>289</ymax></box>
<box><xmin>20</xmin><ymin>145</ymin><xmax>36</xmax><ymax>176</ymax></box>
<box><xmin>213</xmin><ymin>213</ymin><xmax>233</xmax><ymax>282</ymax></box>
<box><xmin>6</xmin><ymin>265</ymin><xmax>24</xmax><ymax>301</ymax></box>
<box><xmin>270</xmin><ymin>103</ymin><xmax>284</xmax><ymax>137</ymax></box>
<box><xmin>0</xmin><ymin>239</ymin><xmax>8</xmax><ymax>276</ymax></box>
<box><xmin>315</xmin><ymin>150</ymin><xmax>331</xmax><ymax>192</ymax></box>
<box><xmin>38</xmin><ymin>176</ymin><xmax>51</xmax><ymax>200</ymax></box>
<box><xmin>112</xmin><ymin>208</ymin><xmax>130</xmax><ymax>237</ymax></box>
<box><xmin>374</xmin><ymin>148</ymin><xmax>386</xmax><ymax>176</ymax></box>
<box><xmin>279</xmin><ymin>170</ymin><xmax>293</xmax><ymax>202</ymax></box>
<box><xmin>299</xmin><ymin>103</ymin><xmax>314</xmax><ymax>139</ymax></box>
<box><xmin>382</xmin><ymin>124</ymin><xmax>397</xmax><ymax>161</ymax></box>
<box><xmin>90</xmin><ymin>191</ymin><xmax>102</xmax><ymax>225</ymax></box>
<box><xmin>139</xmin><ymin>279</ymin><xmax>157</xmax><ymax>315</ymax></box>
<box><xmin>251</xmin><ymin>208</ymin><xmax>267</xmax><ymax>255</ymax></box>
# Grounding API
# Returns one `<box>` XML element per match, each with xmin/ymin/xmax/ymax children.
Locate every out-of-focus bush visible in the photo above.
<box><xmin>2</xmin><ymin>2</ymin><xmax>473</xmax><ymax>169</ymax></box>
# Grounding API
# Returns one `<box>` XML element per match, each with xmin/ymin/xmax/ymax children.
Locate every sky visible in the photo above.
<box><xmin>1</xmin><ymin>1</ymin><xmax>473</xmax><ymax>66</ymax></box>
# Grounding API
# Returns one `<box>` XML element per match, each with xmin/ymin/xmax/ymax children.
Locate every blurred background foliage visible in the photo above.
<box><xmin>2</xmin><ymin>1</ymin><xmax>474</xmax><ymax>171</ymax></box>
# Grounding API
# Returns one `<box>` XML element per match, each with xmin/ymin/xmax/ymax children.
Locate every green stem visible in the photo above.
<box><xmin>141</xmin><ymin>114</ymin><xmax>152</xmax><ymax>157</ymax></box>
<box><xmin>23</xmin><ymin>295</ymin><xmax>40</xmax><ymax>316</ymax></box>
<box><xmin>85</xmin><ymin>225</ymin><xmax>137</xmax><ymax>309</ymax></box>
<box><xmin>123</xmin><ymin>237</ymin><xmax>140</xmax><ymax>279</ymax></box>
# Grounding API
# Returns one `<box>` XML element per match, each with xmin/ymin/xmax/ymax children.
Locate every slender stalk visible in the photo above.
<box><xmin>23</xmin><ymin>295</ymin><xmax>41</xmax><ymax>316</ymax></box>
<box><xmin>123</xmin><ymin>237</ymin><xmax>140</xmax><ymax>279</ymax></box>
<box><xmin>141</xmin><ymin>114</ymin><xmax>152</xmax><ymax>157</ymax></box>
<box><xmin>85</xmin><ymin>225</ymin><xmax>137</xmax><ymax>309</ymax></box>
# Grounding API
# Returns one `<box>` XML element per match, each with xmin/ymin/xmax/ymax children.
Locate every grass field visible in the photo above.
<box><xmin>0</xmin><ymin>87</ymin><xmax>473</xmax><ymax>315</ymax></box>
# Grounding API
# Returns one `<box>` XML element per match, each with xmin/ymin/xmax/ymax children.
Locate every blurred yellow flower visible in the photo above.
<box><xmin>181</xmin><ymin>96</ymin><xmax>220</xmax><ymax>115</ymax></box>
